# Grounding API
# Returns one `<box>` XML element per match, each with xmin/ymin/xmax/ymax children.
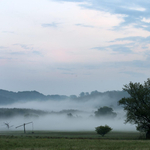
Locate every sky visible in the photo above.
<box><xmin>1</xmin><ymin>0</ymin><xmax>150</xmax><ymax>96</ymax></box>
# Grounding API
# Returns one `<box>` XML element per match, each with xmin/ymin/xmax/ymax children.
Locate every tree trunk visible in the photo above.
<box><xmin>146</xmin><ymin>130</ymin><xmax>150</xmax><ymax>139</ymax></box>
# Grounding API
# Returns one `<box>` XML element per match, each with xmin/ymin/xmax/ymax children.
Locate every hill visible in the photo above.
<box><xmin>0</xmin><ymin>89</ymin><xmax>129</xmax><ymax>106</ymax></box>
<box><xmin>0</xmin><ymin>89</ymin><xmax>68</xmax><ymax>104</ymax></box>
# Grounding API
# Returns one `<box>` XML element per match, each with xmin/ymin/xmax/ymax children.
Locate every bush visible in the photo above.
<box><xmin>95</xmin><ymin>125</ymin><xmax>112</xmax><ymax>137</ymax></box>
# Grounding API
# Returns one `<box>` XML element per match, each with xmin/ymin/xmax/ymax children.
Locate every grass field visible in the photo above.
<box><xmin>0</xmin><ymin>130</ymin><xmax>149</xmax><ymax>150</ymax></box>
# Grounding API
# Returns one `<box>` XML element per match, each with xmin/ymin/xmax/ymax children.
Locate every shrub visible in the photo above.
<box><xmin>95</xmin><ymin>125</ymin><xmax>112</xmax><ymax>137</ymax></box>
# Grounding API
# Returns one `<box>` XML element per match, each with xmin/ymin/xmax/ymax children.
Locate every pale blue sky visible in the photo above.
<box><xmin>0</xmin><ymin>0</ymin><xmax>150</xmax><ymax>95</ymax></box>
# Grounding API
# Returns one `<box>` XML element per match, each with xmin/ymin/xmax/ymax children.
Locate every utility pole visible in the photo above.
<box><xmin>16</xmin><ymin>122</ymin><xmax>33</xmax><ymax>133</ymax></box>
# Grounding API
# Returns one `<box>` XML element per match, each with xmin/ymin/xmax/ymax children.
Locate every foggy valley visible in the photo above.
<box><xmin>0</xmin><ymin>89</ymin><xmax>136</xmax><ymax>132</ymax></box>
<box><xmin>1</xmin><ymin>1</ymin><xmax>150</xmax><ymax>149</ymax></box>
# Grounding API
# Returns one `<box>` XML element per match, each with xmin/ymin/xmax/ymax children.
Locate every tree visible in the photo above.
<box><xmin>79</xmin><ymin>92</ymin><xmax>85</xmax><ymax>97</ymax></box>
<box><xmin>67</xmin><ymin>113</ymin><xmax>74</xmax><ymax>118</ymax></box>
<box><xmin>95</xmin><ymin>125</ymin><xmax>112</xmax><ymax>137</ymax></box>
<box><xmin>94</xmin><ymin>106</ymin><xmax>117</xmax><ymax>118</ymax></box>
<box><xmin>118</xmin><ymin>78</ymin><xmax>150</xmax><ymax>139</ymax></box>
<box><xmin>70</xmin><ymin>95</ymin><xmax>77</xmax><ymax>100</ymax></box>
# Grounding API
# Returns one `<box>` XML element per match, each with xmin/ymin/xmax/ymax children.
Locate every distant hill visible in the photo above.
<box><xmin>0</xmin><ymin>89</ymin><xmax>69</xmax><ymax>105</ymax></box>
<box><xmin>0</xmin><ymin>89</ymin><xmax>129</xmax><ymax>105</ymax></box>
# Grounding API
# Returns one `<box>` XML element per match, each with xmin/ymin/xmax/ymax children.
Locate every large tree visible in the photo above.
<box><xmin>119</xmin><ymin>78</ymin><xmax>150</xmax><ymax>139</ymax></box>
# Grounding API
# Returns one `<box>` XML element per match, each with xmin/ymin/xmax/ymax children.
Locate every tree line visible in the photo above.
<box><xmin>0</xmin><ymin>89</ymin><xmax>129</xmax><ymax>105</ymax></box>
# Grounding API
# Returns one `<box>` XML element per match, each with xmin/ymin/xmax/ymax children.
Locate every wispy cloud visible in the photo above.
<box><xmin>57</xmin><ymin>68</ymin><xmax>72</xmax><ymax>71</ymax></box>
<box><xmin>80</xmin><ymin>58</ymin><xmax>150</xmax><ymax>72</ymax></box>
<box><xmin>112</xmin><ymin>36</ymin><xmax>150</xmax><ymax>52</ymax></box>
<box><xmin>0</xmin><ymin>56</ymin><xmax>12</xmax><ymax>60</ymax></box>
<box><xmin>13</xmin><ymin>44</ymin><xmax>31</xmax><ymax>50</ymax></box>
<box><xmin>75</xmin><ymin>24</ymin><xmax>94</xmax><ymax>28</ymax></box>
<box><xmin>32</xmin><ymin>51</ymin><xmax>42</xmax><ymax>56</ymax></box>
<box><xmin>0</xmin><ymin>46</ymin><xmax>7</xmax><ymax>49</ymax></box>
<box><xmin>2</xmin><ymin>31</ymin><xmax>14</xmax><ymax>34</ymax></box>
<box><xmin>120</xmin><ymin>71</ymin><xmax>145</xmax><ymax>77</ymax></box>
<box><xmin>62</xmin><ymin>72</ymin><xmax>76</xmax><ymax>75</ymax></box>
<box><xmin>114</xmin><ymin>36</ymin><xmax>150</xmax><ymax>44</ymax></box>
<box><xmin>92</xmin><ymin>44</ymin><xmax>133</xmax><ymax>54</ymax></box>
<box><xmin>54</xmin><ymin>0</ymin><xmax>150</xmax><ymax>31</ymax></box>
<box><xmin>10</xmin><ymin>52</ymin><xmax>25</xmax><ymax>55</ymax></box>
<box><xmin>110</xmin><ymin>59</ymin><xmax>150</xmax><ymax>69</ymax></box>
<box><xmin>42</xmin><ymin>22</ymin><xmax>58</xmax><ymax>28</ymax></box>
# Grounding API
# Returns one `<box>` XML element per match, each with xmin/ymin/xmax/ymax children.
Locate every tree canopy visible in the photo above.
<box><xmin>94</xmin><ymin>106</ymin><xmax>117</xmax><ymax>118</ymax></box>
<box><xmin>119</xmin><ymin>78</ymin><xmax>150</xmax><ymax>139</ymax></box>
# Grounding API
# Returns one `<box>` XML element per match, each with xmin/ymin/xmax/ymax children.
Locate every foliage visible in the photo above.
<box><xmin>0</xmin><ymin>108</ymin><xmax>47</xmax><ymax>119</ymax></box>
<box><xmin>119</xmin><ymin>78</ymin><xmax>150</xmax><ymax>139</ymax></box>
<box><xmin>67</xmin><ymin>113</ymin><xmax>74</xmax><ymax>118</ymax></box>
<box><xmin>95</xmin><ymin>125</ymin><xmax>112</xmax><ymax>136</ymax></box>
<box><xmin>94</xmin><ymin>106</ymin><xmax>117</xmax><ymax>118</ymax></box>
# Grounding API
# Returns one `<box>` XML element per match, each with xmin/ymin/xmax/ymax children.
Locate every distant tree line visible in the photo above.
<box><xmin>0</xmin><ymin>106</ymin><xmax>117</xmax><ymax>119</ymax></box>
<box><xmin>0</xmin><ymin>108</ymin><xmax>48</xmax><ymax>119</ymax></box>
<box><xmin>70</xmin><ymin>90</ymin><xmax>129</xmax><ymax>101</ymax></box>
<box><xmin>0</xmin><ymin>108</ymin><xmax>84</xmax><ymax>119</ymax></box>
<box><xmin>0</xmin><ymin>89</ymin><xmax>129</xmax><ymax>105</ymax></box>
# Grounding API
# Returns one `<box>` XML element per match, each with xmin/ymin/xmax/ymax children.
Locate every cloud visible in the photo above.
<box><xmin>62</xmin><ymin>72</ymin><xmax>76</xmax><ymax>75</ymax></box>
<box><xmin>0</xmin><ymin>46</ymin><xmax>7</xmax><ymax>49</ymax></box>
<box><xmin>110</xmin><ymin>45</ymin><xmax>133</xmax><ymax>53</ymax></box>
<box><xmin>0</xmin><ymin>56</ymin><xmax>13</xmax><ymax>60</ymax></box>
<box><xmin>2</xmin><ymin>31</ymin><xmax>14</xmax><ymax>34</ymax></box>
<box><xmin>109</xmin><ymin>59</ymin><xmax>150</xmax><ymax>69</ymax></box>
<box><xmin>13</xmin><ymin>44</ymin><xmax>31</xmax><ymax>50</ymax></box>
<box><xmin>54</xmin><ymin>0</ymin><xmax>150</xmax><ymax>31</ymax></box>
<box><xmin>92</xmin><ymin>44</ymin><xmax>133</xmax><ymax>54</ymax></box>
<box><xmin>120</xmin><ymin>71</ymin><xmax>145</xmax><ymax>77</ymax></box>
<box><xmin>115</xmin><ymin>36</ymin><xmax>150</xmax><ymax>43</ymax></box>
<box><xmin>42</xmin><ymin>22</ymin><xmax>58</xmax><ymax>28</ymax></box>
<box><xmin>32</xmin><ymin>51</ymin><xmax>42</xmax><ymax>56</ymax></box>
<box><xmin>9</xmin><ymin>50</ymin><xmax>42</xmax><ymax>58</ymax></box>
<box><xmin>10</xmin><ymin>52</ymin><xmax>25</xmax><ymax>55</ymax></box>
<box><xmin>57</xmin><ymin>67</ymin><xmax>72</xmax><ymax>71</ymax></box>
<box><xmin>76</xmin><ymin>56</ymin><xmax>150</xmax><ymax>72</ymax></box>
<box><xmin>57</xmin><ymin>67</ymin><xmax>76</xmax><ymax>76</ymax></box>
<box><xmin>112</xmin><ymin>36</ymin><xmax>150</xmax><ymax>53</ymax></box>
<box><xmin>142</xmin><ymin>17</ymin><xmax>150</xmax><ymax>23</ymax></box>
<box><xmin>75</xmin><ymin>24</ymin><xmax>94</xmax><ymax>28</ymax></box>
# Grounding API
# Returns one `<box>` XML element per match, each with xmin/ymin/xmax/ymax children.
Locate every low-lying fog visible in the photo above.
<box><xmin>0</xmin><ymin>98</ymin><xmax>137</xmax><ymax>132</ymax></box>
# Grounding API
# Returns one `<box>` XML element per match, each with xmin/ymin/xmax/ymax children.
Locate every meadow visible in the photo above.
<box><xmin>0</xmin><ymin>130</ymin><xmax>150</xmax><ymax>150</ymax></box>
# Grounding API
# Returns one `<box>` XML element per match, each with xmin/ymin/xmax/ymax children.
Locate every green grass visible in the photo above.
<box><xmin>0</xmin><ymin>130</ymin><xmax>149</xmax><ymax>150</ymax></box>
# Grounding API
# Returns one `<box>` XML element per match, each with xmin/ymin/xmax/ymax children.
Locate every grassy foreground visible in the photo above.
<box><xmin>0</xmin><ymin>131</ymin><xmax>150</xmax><ymax>150</ymax></box>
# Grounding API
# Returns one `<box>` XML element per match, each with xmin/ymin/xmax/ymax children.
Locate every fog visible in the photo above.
<box><xmin>0</xmin><ymin>98</ymin><xmax>137</xmax><ymax>132</ymax></box>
